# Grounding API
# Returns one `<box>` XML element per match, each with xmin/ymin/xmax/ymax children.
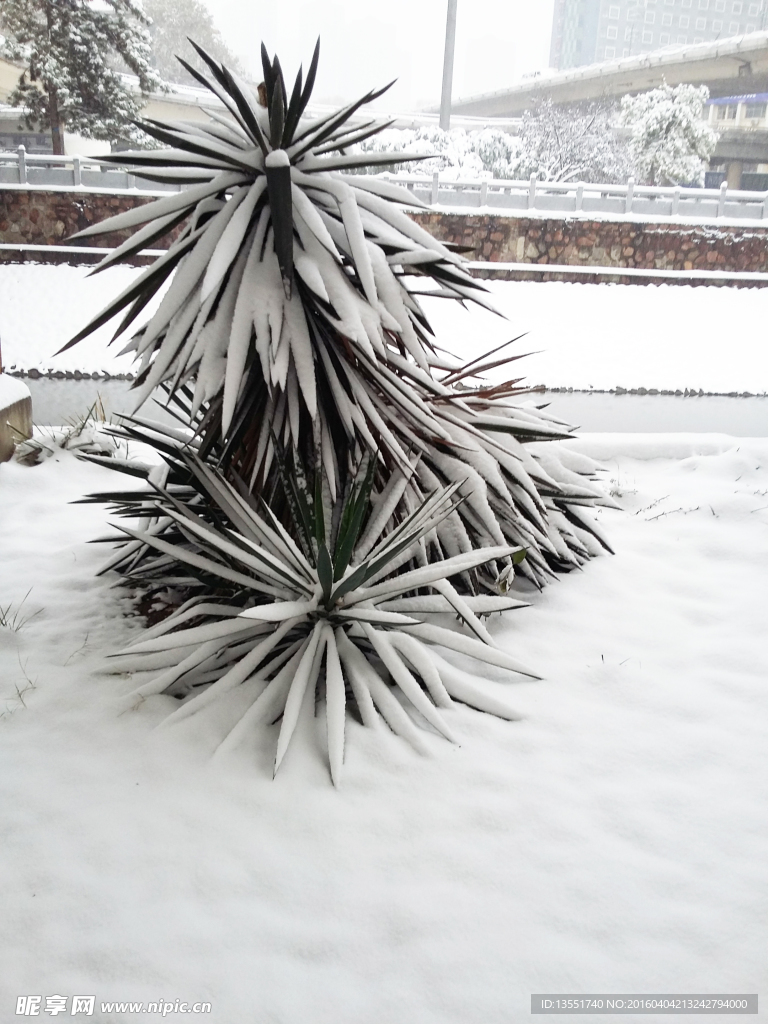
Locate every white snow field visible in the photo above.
<box><xmin>1</xmin><ymin>264</ymin><xmax>768</xmax><ymax>393</ymax></box>
<box><xmin>1</xmin><ymin>436</ymin><xmax>766</xmax><ymax>1023</ymax></box>
<box><xmin>420</xmin><ymin>279</ymin><xmax>768</xmax><ymax>395</ymax></box>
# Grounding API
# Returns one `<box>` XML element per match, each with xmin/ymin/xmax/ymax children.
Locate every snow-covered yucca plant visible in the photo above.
<box><xmin>61</xmin><ymin>40</ymin><xmax>614</xmax><ymax>586</ymax></box>
<box><xmin>62</xmin><ymin>39</ymin><xmax>487</xmax><ymax>476</ymax></box>
<box><xmin>96</xmin><ymin>446</ymin><xmax>535</xmax><ymax>783</ymax></box>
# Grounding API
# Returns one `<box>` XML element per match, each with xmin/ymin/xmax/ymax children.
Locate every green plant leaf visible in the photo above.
<box><xmin>317</xmin><ymin>543</ymin><xmax>333</xmax><ymax>605</ymax></box>
<box><xmin>333</xmin><ymin>457</ymin><xmax>375</xmax><ymax>582</ymax></box>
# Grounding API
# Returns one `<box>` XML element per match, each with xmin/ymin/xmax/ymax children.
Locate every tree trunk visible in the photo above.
<box><xmin>44</xmin><ymin>2</ymin><xmax>64</xmax><ymax>155</ymax></box>
<box><xmin>48</xmin><ymin>88</ymin><xmax>64</xmax><ymax>155</ymax></box>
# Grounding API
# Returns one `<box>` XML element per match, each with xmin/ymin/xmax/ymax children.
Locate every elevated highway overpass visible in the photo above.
<box><xmin>448</xmin><ymin>33</ymin><xmax>768</xmax><ymax>186</ymax></box>
<box><xmin>448</xmin><ymin>33</ymin><xmax>768</xmax><ymax>116</ymax></box>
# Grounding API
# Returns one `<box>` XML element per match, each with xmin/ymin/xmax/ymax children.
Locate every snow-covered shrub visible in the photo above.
<box><xmin>472</xmin><ymin>128</ymin><xmax>524</xmax><ymax>180</ymax></box>
<box><xmin>354</xmin><ymin>125</ymin><xmax>523</xmax><ymax>181</ymax></box>
<box><xmin>620</xmin><ymin>82</ymin><xmax>719</xmax><ymax>186</ymax></box>
<box><xmin>93</xmin><ymin>446</ymin><xmax>536</xmax><ymax>781</ymax></box>
<box><xmin>515</xmin><ymin>100</ymin><xmax>632</xmax><ymax>184</ymax></box>
<box><xmin>64</xmin><ymin>41</ymin><xmax>613</xmax><ymax>590</ymax></box>
<box><xmin>354</xmin><ymin>104</ymin><xmax>632</xmax><ymax>184</ymax></box>
<box><xmin>14</xmin><ymin>398</ymin><xmax>119</xmax><ymax>466</ymax></box>
<box><xmin>354</xmin><ymin>125</ymin><xmax>490</xmax><ymax>179</ymax></box>
<box><xmin>64</xmin><ymin>41</ymin><xmax>614</xmax><ymax>778</ymax></box>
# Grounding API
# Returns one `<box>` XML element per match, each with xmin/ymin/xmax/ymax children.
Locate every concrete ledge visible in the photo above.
<box><xmin>0</xmin><ymin>375</ymin><xmax>32</xmax><ymax>462</ymax></box>
<box><xmin>0</xmin><ymin>243</ymin><xmax>166</xmax><ymax>267</ymax></box>
<box><xmin>467</xmin><ymin>261</ymin><xmax>768</xmax><ymax>287</ymax></box>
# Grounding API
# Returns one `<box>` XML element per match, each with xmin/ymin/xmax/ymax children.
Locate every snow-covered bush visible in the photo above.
<box><xmin>353</xmin><ymin>104</ymin><xmax>632</xmax><ymax>184</ymax></box>
<box><xmin>514</xmin><ymin>100</ymin><xmax>632</xmax><ymax>184</ymax></box>
<box><xmin>65</xmin><ymin>41</ymin><xmax>614</xmax><ymax>779</ymax></box>
<box><xmin>354</xmin><ymin>125</ymin><xmax>509</xmax><ymax>180</ymax></box>
<box><xmin>14</xmin><ymin>398</ymin><xmax>119</xmax><ymax>466</ymax></box>
<box><xmin>620</xmin><ymin>82</ymin><xmax>719</xmax><ymax>186</ymax></box>
<box><xmin>472</xmin><ymin>127</ymin><xmax>524</xmax><ymax>180</ymax></box>
<box><xmin>96</xmin><ymin>449</ymin><xmax>536</xmax><ymax>781</ymax></box>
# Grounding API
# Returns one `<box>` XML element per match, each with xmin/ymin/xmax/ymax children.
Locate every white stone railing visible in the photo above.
<box><xmin>0</xmin><ymin>147</ymin><xmax>179</xmax><ymax>192</ymax></box>
<box><xmin>3</xmin><ymin>146</ymin><xmax>768</xmax><ymax>221</ymax></box>
<box><xmin>386</xmin><ymin>172</ymin><xmax>768</xmax><ymax>221</ymax></box>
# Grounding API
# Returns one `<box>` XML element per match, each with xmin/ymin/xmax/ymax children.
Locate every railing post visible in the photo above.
<box><xmin>762</xmin><ymin>191</ymin><xmax>768</xmax><ymax>220</ymax></box>
<box><xmin>575</xmin><ymin>182</ymin><xmax>584</xmax><ymax>211</ymax></box>
<box><xmin>127</xmin><ymin>173</ymin><xmax>136</xmax><ymax>190</ymax></box>
<box><xmin>718</xmin><ymin>180</ymin><xmax>728</xmax><ymax>217</ymax></box>
<box><xmin>17</xmin><ymin>145</ymin><xmax>26</xmax><ymax>185</ymax></box>
<box><xmin>431</xmin><ymin>171</ymin><xmax>439</xmax><ymax>206</ymax></box>
<box><xmin>480</xmin><ymin>180</ymin><xmax>488</xmax><ymax>207</ymax></box>
<box><xmin>528</xmin><ymin>173</ymin><xmax>537</xmax><ymax>210</ymax></box>
<box><xmin>672</xmin><ymin>187</ymin><xmax>681</xmax><ymax>216</ymax></box>
<box><xmin>73</xmin><ymin>155</ymin><xmax>81</xmax><ymax>187</ymax></box>
<box><xmin>625</xmin><ymin>177</ymin><xmax>634</xmax><ymax>215</ymax></box>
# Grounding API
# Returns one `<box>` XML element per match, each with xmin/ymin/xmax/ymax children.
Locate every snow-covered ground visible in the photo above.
<box><xmin>2</xmin><ymin>265</ymin><xmax>767</xmax><ymax>394</ymax></box>
<box><xmin>1</xmin><ymin>436</ymin><xmax>766</xmax><ymax>1023</ymax></box>
<box><xmin>422</xmin><ymin>279</ymin><xmax>768</xmax><ymax>395</ymax></box>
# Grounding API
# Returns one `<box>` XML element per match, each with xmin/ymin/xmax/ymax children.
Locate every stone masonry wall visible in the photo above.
<box><xmin>2</xmin><ymin>190</ymin><xmax>768</xmax><ymax>277</ymax></box>
<box><xmin>0</xmin><ymin>189</ymin><xmax>171</xmax><ymax>251</ymax></box>
<box><xmin>410</xmin><ymin>211</ymin><xmax>768</xmax><ymax>274</ymax></box>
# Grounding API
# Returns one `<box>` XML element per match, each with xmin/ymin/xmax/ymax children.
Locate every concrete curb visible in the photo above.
<box><xmin>0</xmin><ymin>375</ymin><xmax>32</xmax><ymax>463</ymax></box>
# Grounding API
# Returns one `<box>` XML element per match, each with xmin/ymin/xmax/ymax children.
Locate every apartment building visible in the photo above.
<box><xmin>550</xmin><ymin>0</ymin><xmax>768</xmax><ymax>68</ymax></box>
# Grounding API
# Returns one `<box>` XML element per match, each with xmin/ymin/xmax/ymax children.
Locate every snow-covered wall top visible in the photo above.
<box><xmin>0</xmin><ymin>373</ymin><xmax>30</xmax><ymax>408</ymax></box>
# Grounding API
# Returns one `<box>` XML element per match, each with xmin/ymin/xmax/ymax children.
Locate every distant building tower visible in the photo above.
<box><xmin>549</xmin><ymin>0</ymin><xmax>602</xmax><ymax>69</ymax></box>
<box><xmin>551</xmin><ymin>0</ymin><xmax>768</xmax><ymax>70</ymax></box>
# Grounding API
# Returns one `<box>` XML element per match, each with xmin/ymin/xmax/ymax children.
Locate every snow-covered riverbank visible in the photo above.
<box><xmin>1</xmin><ymin>435</ymin><xmax>766</xmax><ymax>1023</ymax></box>
<box><xmin>2</xmin><ymin>264</ymin><xmax>767</xmax><ymax>394</ymax></box>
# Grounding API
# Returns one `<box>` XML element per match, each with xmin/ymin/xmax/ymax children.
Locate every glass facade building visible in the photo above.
<box><xmin>550</xmin><ymin>0</ymin><xmax>768</xmax><ymax>69</ymax></box>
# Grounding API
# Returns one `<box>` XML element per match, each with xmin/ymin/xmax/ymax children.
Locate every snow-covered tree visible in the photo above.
<box><xmin>620</xmin><ymin>82</ymin><xmax>719</xmax><ymax>186</ymax></box>
<box><xmin>353</xmin><ymin>105</ymin><xmax>630</xmax><ymax>184</ymax></box>
<box><xmin>144</xmin><ymin>0</ymin><xmax>244</xmax><ymax>85</ymax></box>
<box><xmin>515</xmin><ymin>100</ymin><xmax>632</xmax><ymax>184</ymax></box>
<box><xmin>0</xmin><ymin>0</ymin><xmax>161</xmax><ymax>153</ymax></box>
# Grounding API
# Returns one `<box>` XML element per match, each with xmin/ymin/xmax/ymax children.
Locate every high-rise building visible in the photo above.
<box><xmin>550</xmin><ymin>0</ymin><xmax>603</xmax><ymax>69</ymax></box>
<box><xmin>550</xmin><ymin>0</ymin><xmax>768</xmax><ymax>70</ymax></box>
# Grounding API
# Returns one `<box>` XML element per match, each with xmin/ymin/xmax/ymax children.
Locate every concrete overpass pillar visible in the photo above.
<box><xmin>726</xmin><ymin>160</ymin><xmax>744</xmax><ymax>190</ymax></box>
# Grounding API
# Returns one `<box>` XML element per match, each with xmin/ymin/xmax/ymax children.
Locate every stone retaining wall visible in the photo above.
<box><xmin>0</xmin><ymin>189</ymin><xmax>165</xmax><ymax>250</ymax></box>
<box><xmin>411</xmin><ymin>211</ymin><xmax>768</xmax><ymax>275</ymax></box>
<box><xmin>2</xmin><ymin>189</ymin><xmax>768</xmax><ymax>278</ymax></box>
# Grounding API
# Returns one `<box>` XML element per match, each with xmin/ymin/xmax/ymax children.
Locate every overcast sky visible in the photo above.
<box><xmin>204</xmin><ymin>0</ymin><xmax>556</xmax><ymax>110</ymax></box>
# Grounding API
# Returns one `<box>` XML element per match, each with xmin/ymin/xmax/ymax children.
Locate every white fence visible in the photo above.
<box><xmin>0</xmin><ymin>147</ymin><xmax>178</xmax><ymax>192</ymax></box>
<box><xmin>3</xmin><ymin>146</ymin><xmax>768</xmax><ymax>221</ymax></box>
<box><xmin>386</xmin><ymin>171</ymin><xmax>768</xmax><ymax>221</ymax></box>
